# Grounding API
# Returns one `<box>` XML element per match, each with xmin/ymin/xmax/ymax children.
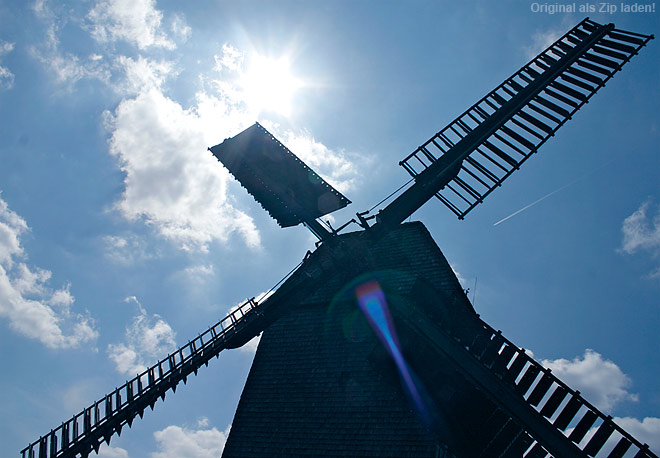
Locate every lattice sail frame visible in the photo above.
<box><xmin>399</xmin><ymin>18</ymin><xmax>653</xmax><ymax>220</ymax></box>
<box><xmin>20</xmin><ymin>299</ymin><xmax>266</xmax><ymax>458</ymax></box>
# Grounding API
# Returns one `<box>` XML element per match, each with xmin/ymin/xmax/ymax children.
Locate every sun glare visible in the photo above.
<box><xmin>241</xmin><ymin>54</ymin><xmax>302</xmax><ymax>117</ymax></box>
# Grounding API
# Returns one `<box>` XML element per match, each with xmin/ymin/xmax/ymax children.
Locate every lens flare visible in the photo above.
<box><xmin>355</xmin><ymin>280</ymin><xmax>429</xmax><ymax>422</ymax></box>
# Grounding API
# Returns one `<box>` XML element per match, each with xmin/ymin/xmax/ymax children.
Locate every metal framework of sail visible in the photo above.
<box><xmin>20</xmin><ymin>298</ymin><xmax>267</xmax><ymax>458</ymax></box>
<box><xmin>398</xmin><ymin>18</ymin><xmax>653</xmax><ymax>220</ymax></box>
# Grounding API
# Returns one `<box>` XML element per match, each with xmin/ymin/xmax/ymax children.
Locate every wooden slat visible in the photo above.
<box><xmin>480</xmin><ymin>333</ymin><xmax>505</xmax><ymax>367</ymax></box>
<box><xmin>566</xmin><ymin>34</ymin><xmax>582</xmax><ymax>46</ymax></box>
<box><xmin>608</xmin><ymin>31</ymin><xmax>645</xmax><ymax>45</ymax></box>
<box><xmin>540</xmin><ymin>53</ymin><xmax>558</xmax><ymax>66</ymax></box>
<box><xmin>607</xmin><ymin>437</ymin><xmax>632</xmax><ymax>458</ymax></box>
<box><xmin>556</xmin><ymin>40</ymin><xmax>574</xmax><ymax>53</ymax></box>
<box><xmin>593</xmin><ymin>45</ymin><xmax>628</xmax><ymax>61</ymax></box>
<box><xmin>543</xmin><ymin>87</ymin><xmax>580</xmax><ymax>108</ymax></box>
<box><xmin>524</xmin><ymin>66</ymin><xmax>542</xmax><ymax>78</ymax></box>
<box><xmin>540</xmin><ymin>386</ymin><xmax>568</xmax><ymax>418</ymax></box>
<box><xmin>516</xmin><ymin>365</ymin><xmax>541</xmax><ymax>396</ymax></box>
<box><xmin>553</xmin><ymin>396</ymin><xmax>583</xmax><ymax>431</ymax></box>
<box><xmin>503</xmin><ymin>352</ymin><xmax>527</xmax><ymax>384</ymax></box>
<box><xmin>492</xmin><ymin>131</ymin><xmax>529</xmax><ymax>157</ymax></box>
<box><xmin>634</xmin><ymin>447</ymin><xmax>654</xmax><ymax>458</ymax></box>
<box><xmin>550</xmin><ymin>81</ymin><xmax>588</xmax><ymax>101</ymax></box>
<box><xmin>526</xmin><ymin>373</ymin><xmax>554</xmax><ymax>407</ymax></box>
<box><xmin>508</xmin><ymin>79</ymin><xmax>526</xmax><ymax>93</ymax></box>
<box><xmin>598</xmin><ymin>38</ymin><xmax>637</xmax><ymax>54</ymax></box>
<box><xmin>465</xmin><ymin>155</ymin><xmax>500</xmax><ymax>183</ymax></box>
<box><xmin>568</xmin><ymin>410</ymin><xmax>598</xmax><ymax>443</ymax></box>
<box><xmin>566</xmin><ymin>66</ymin><xmax>604</xmax><ymax>85</ymax></box>
<box><xmin>584</xmin><ymin>420</ymin><xmax>615</xmax><ymax>456</ymax></box>
<box><xmin>527</xmin><ymin>101</ymin><xmax>562</xmax><ymax>125</ymax></box>
<box><xmin>534</xmin><ymin>94</ymin><xmax>571</xmax><ymax>118</ymax></box>
<box><xmin>560</xmin><ymin>73</ymin><xmax>596</xmax><ymax>92</ymax></box>
<box><xmin>582</xmin><ymin>52</ymin><xmax>620</xmax><ymax>69</ymax></box>
<box><xmin>453</xmin><ymin>176</ymin><xmax>481</xmax><ymax>200</ymax></box>
<box><xmin>511</xmin><ymin>116</ymin><xmax>546</xmax><ymax>141</ymax></box>
<box><xmin>492</xmin><ymin>344</ymin><xmax>517</xmax><ymax>377</ymax></box>
<box><xmin>576</xmin><ymin>58</ymin><xmax>612</xmax><ymax>76</ymax></box>
<box><xmin>476</xmin><ymin>146</ymin><xmax>513</xmax><ymax>174</ymax></box>
<box><xmin>517</xmin><ymin>110</ymin><xmax>555</xmax><ymax>134</ymax></box>
<box><xmin>500</xmin><ymin>125</ymin><xmax>537</xmax><ymax>151</ymax></box>
<box><xmin>460</xmin><ymin>164</ymin><xmax>492</xmax><ymax>189</ymax></box>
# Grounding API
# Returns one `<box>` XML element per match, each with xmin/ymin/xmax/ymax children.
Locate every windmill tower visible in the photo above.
<box><xmin>22</xmin><ymin>17</ymin><xmax>656</xmax><ymax>458</ymax></box>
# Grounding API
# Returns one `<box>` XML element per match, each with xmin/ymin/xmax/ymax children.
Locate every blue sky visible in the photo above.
<box><xmin>0</xmin><ymin>1</ymin><xmax>658</xmax><ymax>456</ymax></box>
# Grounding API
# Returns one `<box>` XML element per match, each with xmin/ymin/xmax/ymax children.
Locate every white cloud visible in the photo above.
<box><xmin>182</xmin><ymin>264</ymin><xmax>214</xmax><ymax>281</ymax></box>
<box><xmin>0</xmin><ymin>41</ymin><xmax>15</xmax><ymax>89</ymax></box>
<box><xmin>96</xmin><ymin>443</ymin><xmax>130</xmax><ymax>458</ymax></box>
<box><xmin>278</xmin><ymin>129</ymin><xmax>359</xmax><ymax>194</ymax></box>
<box><xmin>524</xmin><ymin>29</ymin><xmax>564</xmax><ymax>58</ymax></box>
<box><xmin>523</xmin><ymin>18</ymin><xmax>574</xmax><ymax>59</ymax></box>
<box><xmin>31</xmin><ymin>1</ymin><xmax>181</xmax><ymax>91</ymax></box>
<box><xmin>612</xmin><ymin>417</ymin><xmax>660</xmax><ymax>454</ymax></box>
<box><xmin>0</xmin><ymin>195</ymin><xmax>98</xmax><ymax>348</ymax></box>
<box><xmin>44</xmin><ymin>52</ymin><xmax>105</xmax><ymax>85</ymax></box>
<box><xmin>541</xmin><ymin>349</ymin><xmax>638</xmax><ymax>412</ymax></box>
<box><xmin>213</xmin><ymin>44</ymin><xmax>242</xmax><ymax>73</ymax></box>
<box><xmin>114</xmin><ymin>55</ymin><xmax>176</xmax><ymax>95</ymax></box>
<box><xmin>31</xmin><ymin>1</ymin><xmax>111</xmax><ymax>86</ymax></box>
<box><xmin>104</xmin><ymin>87</ymin><xmax>260</xmax><ymax>252</ymax></box>
<box><xmin>32</xmin><ymin>0</ymin><xmax>50</xmax><ymax>19</ymax></box>
<box><xmin>196</xmin><ymin>417</ymin><xmax>210</xmax><ymax>428</ymax></box>
<box><xmin>621</xmin><ymin>200</ymin><xmax>660</xmax><ymax>277</ymax></box>
<box><xmin>102</xmin><ymin>233</ymin><xmax>157</xmax><ymax>265</ymax></box>
<box><xmin>107</xmin><ymin>296</ymin><xmax>176</xmax><ymax>375</ymax></box>
<box><xmin>152</xmin><ymin>422</ymin><xmax>230</xmax><ymax>458</ymax></box>
<box><xmin>87</xmin><ymin>0</ymin><xmax>176</xmax><ymax>50</ymax></box>
<box><xmin>170</xmin><ymin>13</ymin><xmax>191</xmax><ymax>43</ymax></box>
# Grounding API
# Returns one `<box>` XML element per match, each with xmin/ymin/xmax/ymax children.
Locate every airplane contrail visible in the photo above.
<box><xmin>493</xmin><ymin>159</ymin><xmax>616</xmax><ymax>227</ymax></box>
<box><xmin>493</xmin><ymin>184</ymin><xmax>571</xmax><ymax>226</ymax></box>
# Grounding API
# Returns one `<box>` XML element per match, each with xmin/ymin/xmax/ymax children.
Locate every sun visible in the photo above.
<box><xmin>241</xmin><ymin>53</ymin><xmax>302</xmax><ymax>117</ymax></box>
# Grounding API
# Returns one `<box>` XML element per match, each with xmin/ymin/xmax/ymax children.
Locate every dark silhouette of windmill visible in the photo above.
<box><xmin>22</xmin><ymin>18</ymin><xmax>656</xmax><ymax>458</ymax></box>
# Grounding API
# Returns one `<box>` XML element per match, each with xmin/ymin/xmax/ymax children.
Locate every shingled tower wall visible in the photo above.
<box><xmin>222</xmin><ymin>222</ymin><xmax>476</xmax><ymax>457</ymax></box>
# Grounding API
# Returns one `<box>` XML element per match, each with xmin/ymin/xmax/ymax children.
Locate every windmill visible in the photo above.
<box><xmin>21</xmin><ymin>17</ymin><xmax>656</xmax><ymax>458</ymax></box>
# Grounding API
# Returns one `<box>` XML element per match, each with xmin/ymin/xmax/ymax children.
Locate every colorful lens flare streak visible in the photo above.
<box><xmin>355</xmin><ymin>280</ymin><xmax>430</xmax><ymax>422</ymax></box>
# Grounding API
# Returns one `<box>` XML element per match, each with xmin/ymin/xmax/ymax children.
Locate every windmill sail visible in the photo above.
<box><xmin>20</xmin><ymin>298</ymin><xmax>268</xmax><ymax>458</ymax></box>
<box><xmin>209</xmin><ymin>122</ymin><xmax>351</xmax><ymax>229</ymax></box>
<box><xmin>397</xmin><ymin>297</ymin><xmax>658</xmax><ymax>458</ymax></box>
<box><xmin>381</xmin><ymin>18</ymin><xmax>653</xmax><ymax>223</ymax></box>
